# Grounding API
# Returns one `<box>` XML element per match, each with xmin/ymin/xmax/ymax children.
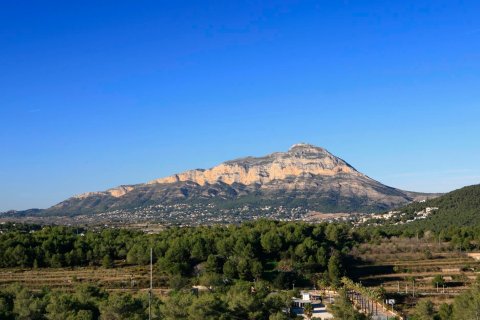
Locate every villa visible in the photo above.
<box><xmin>291</xmin><ymin>290</ymin><xmax>334</xmax><ymax>319</ymax></box>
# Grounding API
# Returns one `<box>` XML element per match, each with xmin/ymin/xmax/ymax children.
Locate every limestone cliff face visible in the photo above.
<box><xmin>149</xmin><ymin>144</ymin><xmax>360</xmax><ymax>186</ymax></box>
<box><xmin>72</xmin><ymin>186</ymin><xmax>135</xmax><ymax>200</ymax></box>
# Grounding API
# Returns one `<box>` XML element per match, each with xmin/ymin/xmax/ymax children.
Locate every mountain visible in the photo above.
<box><xmin>27</xmin><ymin>143</ymin><xmax>436</xmax><ymax>223</ymax></box>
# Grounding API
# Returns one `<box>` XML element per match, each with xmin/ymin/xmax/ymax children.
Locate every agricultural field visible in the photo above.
<box><xmin>349</xmin><ymin>236</ymin><xmax>480</xmax><ymax>315</ymax></box>
<box><xmin>0</xmin><ymin>264</ymin><xmax>170</xmax><ymax>294</ymax></box>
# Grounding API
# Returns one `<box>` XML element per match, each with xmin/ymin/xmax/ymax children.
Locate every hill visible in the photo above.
<box><xmin>371</xmin><ymin>184</ymin><xmax>480</xmax><ymax>232</ymax></box>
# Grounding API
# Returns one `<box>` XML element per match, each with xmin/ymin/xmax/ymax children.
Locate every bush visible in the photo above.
<box><xmin>432</xmin><ymin>275</ymin><xmax>445</xmax><ymax>287</ymax></box>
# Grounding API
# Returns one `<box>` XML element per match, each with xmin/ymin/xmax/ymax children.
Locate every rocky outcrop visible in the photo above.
<box><xmin>71</xmin><ymin>186</ymin><xmax>135</xmax><ymax>200</ymax></box>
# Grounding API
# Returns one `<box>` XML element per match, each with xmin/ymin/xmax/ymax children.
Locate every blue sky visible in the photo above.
<box><xmin>1</xmin><ymin>1</ymin><xmax>479</xmax><ymax>211</ymax></box>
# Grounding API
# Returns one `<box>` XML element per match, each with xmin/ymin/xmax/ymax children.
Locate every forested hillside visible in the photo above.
<box><xmin>370</xmin><ymin>184</ymin><xmax>480</xmax><ymax>238</ymax></box>
<box><xmin>403</xmin><ymin>184</ymin><xmax>480</xmax><ymax>227</ymax></box>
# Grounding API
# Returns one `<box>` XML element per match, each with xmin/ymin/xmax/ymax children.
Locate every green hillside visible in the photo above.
<box><xmin>376</xmin><ymin>184</ymin><xmax>480</xmax><ymax>234</ymax></box>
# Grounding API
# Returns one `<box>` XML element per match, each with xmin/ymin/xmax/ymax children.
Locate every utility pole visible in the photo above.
<box><xmin>149</xmin><ymin>247</ymin><xmax>153</xmax><ymax>320</ymax></box>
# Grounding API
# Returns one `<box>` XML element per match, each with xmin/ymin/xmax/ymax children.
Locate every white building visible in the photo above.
<box><xmin>291</xmin><ymin>290</ymin><xmax>334</xmax><ymax>319</ymax></box>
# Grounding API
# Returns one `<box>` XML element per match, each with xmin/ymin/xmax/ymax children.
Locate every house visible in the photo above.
<box><xmin>291</xmin><ymin>290</ymin><xmax>333</xmax><ymax>319</ymax></box>
<box><xmin>293</xmin><ymin>290</ymin><xmax>323</xmax><ymax>307</ymax></box>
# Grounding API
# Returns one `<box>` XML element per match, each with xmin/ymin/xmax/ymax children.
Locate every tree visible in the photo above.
<box><xmin>315</xmin><ymin>246</ymin><xmax>327</xmax><ymax>267</ymax></box>
<box><xmin>225</xmin><ymin>282</ymin><xmax>263</xmax><ymax>319</ymax></box>
<box><xmin>438</xmin><ymin>303</ymin><xmax>453</xmax><ymax>320</ymax></box>
<box><xmin>273</xmin><ymin>272</ymin><xmax>295</xmax><ymax>290</ymax></box>
<box><xmin>191</xmin><ymin>239</ymin><xmax>208</xmax><ymax>261</ymax></box>
<box><xmin>205</xmin><ymin>255</ymin><xmax>223</xmax><ymax>274</ymax></box>
<box><xmin>99</xmin><ymin>292</ymin><xmax>145</xmax><ymax>320</ymax></box>
<box><xmin>453</xmin><ymin>283</ymin><xmax>480</xmax><ymax>320</ymax></box>
<box><xmin>327</xmin><ymin>251</ymin><xmax>343</xmax><ymax>287</ymax></box>
<box><xmin>237</xmin><ymin>258</ymin><xmax>250</xmax><ymax>280</ymax></box>
<box><xmin>432</xmin><ymin>275</ymin><xmax>445</xmax><ymax>287</ymax></box>
<box><xmin>303</xmin><ymin>303</ymin><xmax>313</xmax><ymax>320</ymax></box>
<box><xmin>328</xmin><ymin>289</ymin><xmax>369</xmax><ymax>320</ymax></box>
<box><xmin>223</xmin><ymin>259</ymin><xmax>237</xmax><ymax>279</ymax></box>
<box><xmin>102</xmin><ymin>255</ymin><xmax>113</xmax><ymax>268</ymax></box>
<box><xmin>0</xmin><ymin>293</ymin><xmax>14</xmax><ymax>320</ymax></box>
<box><xmin>46</xmin><ymin>291</ymin><xmax>78</xmax><ymax>320</ymax></box>
<box><xmin>160</xmin><ymin>292</ymin><xmax>194</xmax><ymax>320</ymax></box>
<box><xmin>269</xmin><ymin>312</ymin><xmax>289</xmax><ymax>320</ymax></box>
<box><xmin>126</xmin><ymin>244</ymin><xmax>149</xmax><ymax>265</ymax></box>
<box><xmin>199</xmin><ymin>273</ymin><xmax>224</xmax><ymax>288</ymax></box>
<box><xmin>261</xmin><ymin>231</ymin><xmax>282</xmax><ymax>254</ymax></box>
<box><xmin>250</xmin><ymin>260</ymin><xmax>263</xmax><ymax>279</ymax></box>
<box><xmin>264</xmin><ymin>292</ymin><xmax>290</xmax><ymax>316</ymax></box>
<box><xmin>157</xmin><ymin>256</ymin><xmax>190</xmax><ymax>276</ymax></box>
<box><xmin>413</xmin><ymin>300</ymin><xmax>436</xmax><ymax>320</ymax></box>
<box><xmin>325</xmin><ymin>224</ymin><xmax>347</xmax><ymax>245</ymax></box>
<box><xmin>168</xmin><ymin>275</ymin><xmax>189</xmax><ymax>291</ymax></box>
<box><xmin>13</xmin><ymin>287</ymin><xmax>46</xmax><ymax>320</ymax></box>
<box><xmin>74</xmin><ymin>310</ymin><xmax>95</xmax><ymax>320</ymax></box>
<box><xmin>187</xmin><ymin>293</ymin><xmax>229</xmax><ymax>320</ymax></box>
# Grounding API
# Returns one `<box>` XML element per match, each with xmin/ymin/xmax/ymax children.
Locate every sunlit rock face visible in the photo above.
<box><xmin>45</xmin><ymin>143</ymin><xmax>436</xmax><ymax>216</ymax></box>
<box><xmin>149</xmin><ymin>144</ymin><xmax>358</xmax><ymax>186</ymax></box>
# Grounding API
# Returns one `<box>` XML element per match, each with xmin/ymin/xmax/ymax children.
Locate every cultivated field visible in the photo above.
<box><xmin>349</xmin><ymin>237</ymin><xmax>480</xmax><ymax>315</ymax></box>
<box><xmin>0</xmin><ymin>264</ymin><xmax>169</xmax><ymax>295</ymax></box>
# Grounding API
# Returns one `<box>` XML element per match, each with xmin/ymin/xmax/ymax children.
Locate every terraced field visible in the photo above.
<box><xmin>0</xmin><ymin>264</ymin><xmax>169</xmax><ymax>294</ymax></box>
<box><xmin>349</xmin><ymin>237</ymin><xmax>480</xmax><ymax>315</ymax></box>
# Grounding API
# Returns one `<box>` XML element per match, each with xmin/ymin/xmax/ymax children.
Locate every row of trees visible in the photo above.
<box><xmin>328</xmin><ymin>289</ymin><xmax>370</xmax><ymax>320</ymax></box>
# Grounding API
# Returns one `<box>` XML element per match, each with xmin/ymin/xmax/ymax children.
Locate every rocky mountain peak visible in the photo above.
<box><xmin>288</xmin><ymin>142</ymin><xmax>327</xmax><ymax>153</ymax></box>
<box><xmin>286</xmin><ymin>143</ymin><xmax>340</xmax><ymax>160</ymax></box>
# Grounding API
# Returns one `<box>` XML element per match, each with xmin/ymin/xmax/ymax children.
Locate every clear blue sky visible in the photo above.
<box><xmin>1</xmin><ymin>1</ymin><xmax>479</xmax><ymax>211</ymax></box>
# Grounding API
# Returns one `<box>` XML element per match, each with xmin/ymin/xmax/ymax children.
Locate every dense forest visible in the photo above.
<box><xmin>0</xmin><ymin>220</ymin><xmax>353</xmax><ymax>286</ymax></box>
